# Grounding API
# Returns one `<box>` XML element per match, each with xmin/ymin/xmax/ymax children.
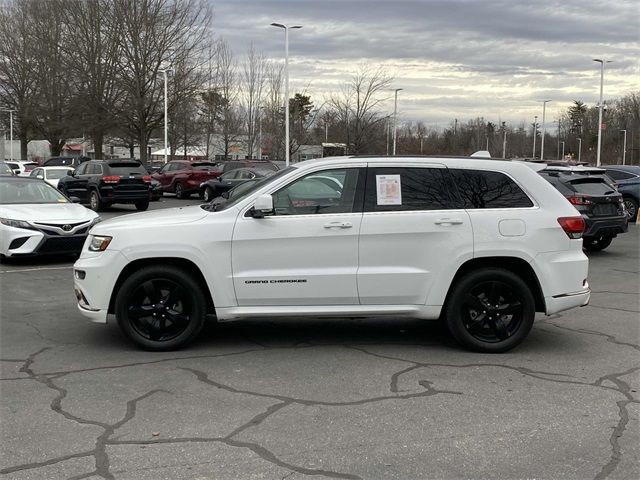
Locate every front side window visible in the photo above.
<box><xmin>30</xmin><ymin>169</ymin><xmax>41</xmax><ymax>177</ymax></box>
<box><xmin>75</xmin><ymin>163</ymin><xmax>88</xmax><ymax>175</ymax></box>
<box><xmin>364</xmin><ymin>167</ymin><xmax>454</xmax><ymax>212</ymax></box>
<box><xmin>450</xmin><ymin>169</ymin><xmax>533</xmax><ymax>209</ymax></box>
<box><xmin>273</xmin><ymin>168</ymin><xmax>361</xmax><ymax>215</ymax></box>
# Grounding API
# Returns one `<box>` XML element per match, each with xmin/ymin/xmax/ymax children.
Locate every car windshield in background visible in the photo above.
<box><xmin>569</xmin><ymin>178</ymin><xmax>617</xmax><ymax>196</ymax></box>
<box><xmin>108</xmin><ymin>164</ymin><xmax>147</xmax><ymax>175</ymax></box>
<box><xmin>46</xmin><ymin>170</ymin><xmax>71</xmax><ymax>179</ymax></box>
<box><xmin>211</xmin><ymin>167</ymin><xmax>296</xmax><ymax>211</ymax></box>
<box><xmin>0</xmin><ymin>179</ymin><xmax>69</xmax><ymax>204</ymax></box>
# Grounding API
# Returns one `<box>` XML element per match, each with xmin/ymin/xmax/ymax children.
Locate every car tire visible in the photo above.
<box><xmin>135</xmin><ymin>200</ymin><xmax>150</xmax><ymax>211</ymax></box>
<box><xmin>175</xmin><ymin>183</ymin><xmax>190</xmax><ymax>199</ymax></box>
<box><xmin>583</xmin><ymin>235</ymin><xmax>613</xmax><ymax>252</ymax></box>
<box><xmin>445</xmin><ymin>268</ymin><xmax>536</xmax><ymax>353</ymax></box>
<box><xmin>89</xmin><ymin>190</ymin><xmax>105</xmax><ymax>212</ymax></box>
<box><xmin>203</xmin><ymin>187</ymin><xmax>214</xmax><ymax>203</ymax></box>
<box><xmin>114</xmin><ymin>265</ymin><xmax>207</xmax><ymax>351</ymax></box>
<box><xmin>623</xmin><ymin>197</ymin><xmax>638</xmax><ymax>222</ymax></box>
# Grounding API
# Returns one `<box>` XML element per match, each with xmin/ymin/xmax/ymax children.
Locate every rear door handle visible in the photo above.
<box><xmin>324</xmin><ymin>221</ymin><xmax>353</xmax><ymax>229</ymax></box>
<box><xmin>434</xmin><ymin>218</ymin><xmax>463</xmax><ymax>225</ymax></box>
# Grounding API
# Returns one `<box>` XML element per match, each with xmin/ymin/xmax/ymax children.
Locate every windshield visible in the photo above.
<box><xmin>206</xmin><ymin>167</ymin><xmax>296</xmax><ymax>211</ymax></box>
<box><xmin>0</xmin><ymin>179</ymin><xmax>69</xmax><ymax>204</ymax></box>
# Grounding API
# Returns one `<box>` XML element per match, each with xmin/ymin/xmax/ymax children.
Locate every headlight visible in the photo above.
<box><xmin>90</xmin><ymin>217</ymin><xmax>102</xmax><ymax>225</ymax></box>
<box><xmin>0</xmin><ymin>218</ymin><xmax>34</xmax><ymax>229</ymax></box>
<box><xmin>88</xmin><ymin>235</ymin><xmax>112</xmax><ymax>252</ymax></box>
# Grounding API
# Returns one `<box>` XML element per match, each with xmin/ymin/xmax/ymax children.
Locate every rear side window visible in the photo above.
<box><xmin>45</xmin><ymin>158</ymin><xmax>73</xmax><ymax>166</ymax></box>
<box><xmin>605</xmin><ymin>169</ymin><xmax>636</xmax><ymax>181</ymax></box>
<box><xmin>364</xmin><ymin>167</ymin><xmax>454</xmax><ymax>212</ymax></box>
<box><xmin>450</xmin><ymin>169</ymin><xmax>533</xmax><ymax>209</ymax></box>
<box><xmin>569</xmin><ymin>179</ymin><xmax>617</xmax><ymax>196</ymax></box>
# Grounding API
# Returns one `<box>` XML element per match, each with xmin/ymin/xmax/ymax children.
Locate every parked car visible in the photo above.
<box><xmin>149</xmin><ymin>178</ymin><xmax>162</xmax><ymax>201</ymax></box>
<box><xmin>1</xmin><ymin>162</ymin><xmax>16</xmax><ymax>176</ymax></box>
<box><xmin>43</xmin><ymin>156</ymin><xmax>90</xmax><ymax>169</ymax></box>
<box><xmin>199</xmin><ymin>167</ymin><xmax>276</xmax><ymax>202</ymax></box>
<box><xmin>601</xmin><ymin>165</ymin><xmax>640</xmax><ymax>222</ymax></box>
<box><xmin>29</xmin><ymin>166</ymin><xmax>74</xmax><ymax>188</ymax></box>
<box><xmin>218</xmin><ymin>160</ymin><xmax>279</xmax><ymax>174</ymax></box>
<box><xmin>538</xmin><ymin>167</ymin><xmax>627</xmax><ymax>251</ymax></box>
<box><xmin>5</xmin><ymin>160</ymin><xmax>39</xmax><ymax>176</ymax></box>
<box><xmin>57</xmin><ymin>160</ymin><xmax>152</xmax><ymax>212</ymax></box>
<box><xmin>209</xmin><ymin>178</ymin><xmax>260</xmax><ymax>207</ymax></box>
<box><xmin>151</xmin><ymin>161</ymin><xmax>221</xmax><ymax>198</ymax></box>
<box><xmin>74</xmin><ymin>156</ymin><xmax>590</xmax><ymax>353</ymax></box>
<box><xmin>0</xmin><ymin>176</ymin><xmax>99</xmax><ymax>260</ymax></box>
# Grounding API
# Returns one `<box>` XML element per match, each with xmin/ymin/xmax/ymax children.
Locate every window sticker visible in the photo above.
<box><xmin>376</xmin><ymin>174</ymin><xmax>402</xmax><ymax>205</ymax></box>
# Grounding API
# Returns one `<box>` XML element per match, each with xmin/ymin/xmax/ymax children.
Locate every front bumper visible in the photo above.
<box><xmin>1</xmin><ymin>223</ymin><xmax>91</xmax><ymax>257</ymax></box>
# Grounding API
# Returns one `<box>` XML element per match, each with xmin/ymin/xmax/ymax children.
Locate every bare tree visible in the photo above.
<box><xmin>241</xmin><ymin>43</ymin><xmax>267</xmax><ymax>159</ymax></box>
<box><xmin>112</xmin><ymin>0</ymin><xmax>211</xmax><ymax>163</ymax></box>
<box><xmin>216</xmin><ymin>40</ymin><xmax>242</xmax><ymax>159</ymax></box>
<box><xmin>262</xmin><ymin>61</ymin><xmax>284</xmax><ymax>159</ymax></box>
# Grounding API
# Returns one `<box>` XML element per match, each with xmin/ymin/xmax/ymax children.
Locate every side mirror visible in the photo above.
<box><xmin>250</xmin><ymin>194</ymin><xmax>273</xmax><ymax>218</ymax></box>
<box><xmin>36</xmin><ymin>174</ymin><xmax>44</xmax><ymax>180</ymax></box>
<box><xmin>70</xmin><ymin>196</ymin><xmax>81</xmax><ymax>203</ymax></box>
<box><xmin>67</xmin><ymin>170</ymin><xmax>74</xmax><ymax>176</ymax></box>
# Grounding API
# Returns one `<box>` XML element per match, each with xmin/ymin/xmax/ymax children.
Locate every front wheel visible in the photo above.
<box><xmin>203</xmin><ymin>187</ymin><xmax>214</xmax><ymax>203</ymax></box>
<box><xmin>583</xmin><ymin>235</ymin><xmax>613</xmax><ymax>252</ymax></box>
<box><xmin>114</xmin><ymin>265</ymin><xmax>207</xmax><ymax>351</ymax></box>
<box><xmin>623</xmin><ymin>197</ymin><xmax>638</xmax><ymax>222</ymax></box>
<box><xmin>135</xmin><ymin>200</ymin><xmax>150</xmax><ymax>211</ymax></box>
<box><xmin>445</xmin><ymin>268</ymin><xmax>535</xmax><ymax>353</ymax></box>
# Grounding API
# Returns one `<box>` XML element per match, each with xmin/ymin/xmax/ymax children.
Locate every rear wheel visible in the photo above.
<box><xmin>175</xmin><ymin>183</ymin><xmax>190</xmax><ymax>199</ymax></box>
<box><xmin>203</xmin><ymin>187</ymin><xmax>214</xmax><ymax>203</ymax></box>
<box><xmin>114</xmin><ymin>265</ymin><xmax>207</xmax><ymax>350</ymax></box>
<box><xmin>583</xmin><ymin>235</ymin><xmax>613</xmax><ymax>252</ymax></box>
<box><xmin>135</xmin><ymin>200</ymin><xmax>149</xmax><ymax>211</ymax></box>
<box><xmin>445</xmin><ymin>268</ymin><xmax>535</xmax><ymax>353</ymax></box>
<box><xmin>89</xmin><ymin>190</ymin><xmax>105</xmax><ymax>212</ymax></box>
<box><xmin>623</xmin><ymin>197</ymin><xmax>638</xmax><ymax>222</ymax></box>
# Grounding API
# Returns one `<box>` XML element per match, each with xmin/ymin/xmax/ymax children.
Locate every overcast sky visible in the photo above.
<box><xmin>210</xmin><ymin>0</ymin><xmax>639</xmax><ymax>128</ymax></box>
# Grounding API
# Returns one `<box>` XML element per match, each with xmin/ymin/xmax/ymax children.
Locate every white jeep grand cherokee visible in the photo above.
<box><xmin>73</xmin><ymin>156</ymin><xmax>590</xmax><ymax>353</ymax></box>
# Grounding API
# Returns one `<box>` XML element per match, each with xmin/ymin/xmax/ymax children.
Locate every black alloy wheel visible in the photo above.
<box><xmin>174</xmin><ymin>183</ymin><xmax>185</xmax><ymax>199</ymax></box>
<box><xmin>115</xmin><ymin>265</ymin><xmax>207</xmax><ymax>350</ymax></box>
<box><xmin>623</xmin><ymin>197</ymin><xmax>638</xmax><ymax>222</ymax></box>
<box><xmin>446</xmin><ymin>268</ymin><xmax>535</xmax><ymax>353</ymax></box>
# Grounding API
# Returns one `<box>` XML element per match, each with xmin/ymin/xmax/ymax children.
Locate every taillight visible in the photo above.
<box><xmin>142</xmin><ymin>175</ymin><xmax>152</xmax><ymax>183</ymax></box>
<box><xmin>102</xmin><ymin>175</ymin><xmax>120</xmax><ymax>184</ymax></box>
<box><xmin>565</xmin><ymin>195</ymin><xmax>593</xmax><ymax>206</ymax></box>
<box><xmin>558</xmin><ymin>216</ymin><xmax>585</xmax><ymax>239</ymax></box>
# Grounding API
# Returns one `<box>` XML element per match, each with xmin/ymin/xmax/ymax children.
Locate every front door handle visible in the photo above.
<box><xmin>324</xmin><ymin>221</ymin><xmax>353</xmax><ymax>229</ymax></box>
<box><xmin>434</xmin><ymin>218</ymin><xmax>463</xmax><ymax>225</ymax></box>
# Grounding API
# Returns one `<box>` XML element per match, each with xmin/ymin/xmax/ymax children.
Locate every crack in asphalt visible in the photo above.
<box><xmin>541</xmin><ymin>321</ymin><xmax>640</xmax><ymax>353</ymax></box>
<box><xmin>587</xmin><ymin>304</ymin><xmax>640</xmax><ymax>314</ymax></box>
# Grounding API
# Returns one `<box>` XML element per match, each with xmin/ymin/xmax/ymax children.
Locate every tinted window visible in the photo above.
<box><xmin>569</xmin><ymin>179</ymin><xmax>617</xmax><ymax>196</ymax></box>
<box><xmin>273</xmin><ymin>168</ymin><xmax>361</xmax><ymax>215</ymax></box>
<box><xmin>605</xmin><ymin>169</ymin><xmax>636</xmax><ymax>181</ymax></box>
<box><xmin>192</xmin><ymin>162</ymin><xmax>218</xmax><ymax>170</ymax></box>
<box><xmin>75</xmin><ymin>163</ymin><xmax>88</xmax><ymax>175</ymax></box>
<box><xmin>45</xmin><ymin>157</ymin><xmax>74</xmax><ymax>166</ymax></box>
<box><xmin>108</xmin><ymin>164</ymin><xmax>147</xmax><ymax>175</ymax></box>
<box><xmin>450</xmin><ymin>169</ymin><xmax>533</xmax><ymax>209</ymax></box>
<box><xmin>7</xmin><ymin>163</ymin><xmax>18</xmax><ymax>170</ymax></box>
<box><xmin>539</xmin><ymin>173</ymin><xmax>573</xmax><ymax>195</ymax></box>
<box><xmin>364</xmin><ymin>167</ymin><xmax>453</xmax><ymax>212</ymax></box>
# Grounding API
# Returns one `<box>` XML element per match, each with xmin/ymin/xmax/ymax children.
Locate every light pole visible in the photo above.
<box><xmin>532</xmin><ymin>115</ymin><xmax>538</xmax><ymax>158</ymax></box>
<box><xmin>271</xmin><ymin>23</ymin><xmax>302</xmax><ymax>167</ymax></box>
<box><xmin>577</xmin><ymin>138</ymin><xmax>582</xmax><ymax>162</ymax></box>
<box><xmin>159</xmin><ymin>66</ymin><xmax>173</xmax><ymax>164</ymax></box>
<box><xmin>620</xmin><ymin>129</ymin><xmax>627</xmax><ymax>165</ymax></box>
<box><xmin>392</xmin><ymin>88</ymin><xmax>403</xmax><ymax>155</ymax></box>
<box><xmin>560</xmin><ymin>141</ymin><xmax>565</xmax><ymax>159</ymax></box>
<box><xmin>1</xmin><ymin>109</ymin><xmax>16</xmax><ymax>161</ymax></box>
<box><xmin>501</xmin><ymin>122</ymin><xmax>507</xmax><ymax>159</ymax></box>
<box><xmin>593</xmin><ymin>58</ymin><xmax>613</xmax><ymax>166</ymax></box>
<box><xmin>539</xmin><ymin>100</ymin><xmax>551</xmax><ymax>161</ymax></box>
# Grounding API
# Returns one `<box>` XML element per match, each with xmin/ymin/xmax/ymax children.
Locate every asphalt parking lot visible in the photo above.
<box><xmin>1</xmin><ymin>197</ymin><xmax>638</xmax><ymax>480</ymax></box>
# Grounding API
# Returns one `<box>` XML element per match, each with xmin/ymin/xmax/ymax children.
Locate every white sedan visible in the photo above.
<box><xmin>0</xmin><ymin>176</ymin><xmax>100</xmax><ymax>259</ymax></box>
<box><xmin>29</xmin><ymin>166</ymin><xmax>74</xmax><ymax>188</ymax></box>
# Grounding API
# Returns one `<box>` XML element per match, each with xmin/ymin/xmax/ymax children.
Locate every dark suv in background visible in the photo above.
<box><xmin>44</xmin><ymin>156</ymin><xmax>90</xmax><ymax>169</ymax></box>
<box><xmin>538</xmin><ymin>167</ymin><xmax>628</xmax><ymax>251</ymax></box>
<box><xmin>602</xmin><ymin>165</ymin><xmax>640</xmax><ymax>222</ymax></box>
<box><xmin>57</xmin><ymin>160</ymin><xmax>151</xmax><ymax>212</ymax></box>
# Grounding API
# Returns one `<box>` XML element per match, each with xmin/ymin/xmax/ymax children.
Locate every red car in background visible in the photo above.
<box><xmin>151</xmin><ymin>161</ymin><xmax>221</xmax><ymax>198</ymax></box>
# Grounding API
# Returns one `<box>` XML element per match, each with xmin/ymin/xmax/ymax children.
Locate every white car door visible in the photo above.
<box><xmin>232</xmin><ymin>166</ymin><xmax>365</xmax><ymax>306</ymax></box>
<box><xmin>358</xmin><ymin>163</ymin><xmax>473</xmax><ymax>305</ymax></box>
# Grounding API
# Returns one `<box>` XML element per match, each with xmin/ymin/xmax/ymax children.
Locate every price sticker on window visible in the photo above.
<box><xmin>376</xmin><ymin>174</ymin><xmax>402</xmax><ymax>205</ymax></box>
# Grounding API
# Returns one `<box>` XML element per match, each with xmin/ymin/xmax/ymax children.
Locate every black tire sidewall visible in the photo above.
<box><xmin>446</xmin><ymin>268</ymin><xmax>536</xmax><ymax>353</ymax></box>
<box><xmin>204</xmin><ymin>187</ymin><xmax>213</xmax><ymax>202</ymax></box>
<box><xmin>175</xmin><ymin>183</ymin><xmax>183</xmax><ymax>199</ymax></box>
<box><xmin>135</xmin><ymin>200</ymin><xmax>150</xmax><ymax>211</ymax></box>
<box><xmin>583</xmin><ymin>235</ymin><xmax>613</xmax><ymax>252</ymax></box>
<box><xmin>90</xmin><ymin>190</ymin><xmax>102</xmax><ymax>212</ymax></box>
<box><xmin>115</xmin><ymin>265</ymin><xmax>207</xmax><ymax>351</ymax></box>
<box><xmin>623</xmin><ymin>197</ymin><xmax>638</xmax><ymax>222</ymax></box>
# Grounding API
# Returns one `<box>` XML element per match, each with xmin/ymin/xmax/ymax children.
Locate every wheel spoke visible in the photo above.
<box><xmin>148</xmin><ymin>319</ymin><xmax>162</xmax><ymax>341</ymax></box>
<box><xmin>466</xmin><ymin>313</ymin><xmax>487</xmax><ymax>331</ymax></box>
<box><xmin>489</xmin><ymin>317</ymin><xmax>509</xmax><ymax>340</ymax></box>
<box><xmin>465</xmin><ymin>294</ymin><xmax>487</xmax><ymax>311</ymax></box>
<box><xmin>141</xmin><ymin>281</ymin><xmax>161</xmax><ymax>304</ymax></box>
<box><xmin>128</xmin><ymin>305</ymin><xmax>154</xmax><ymax>320</ymax></box>
<box><xmin>166</xmin><ymin>309</ymin><xmax>189</xmax><ymax>326</ymax></box>
<box><xmin>497</xmin><ymin>301</ymin><xmax>522</xmax><ymax>317</ymax></box>
<box><xmin>164</xmin><ymin>286</ymin><xmax>184</xmax><ymax>309</ymax></box>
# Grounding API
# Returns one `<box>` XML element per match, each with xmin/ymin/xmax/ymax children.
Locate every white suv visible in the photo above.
<box><xmin>73</xmin><ymin>156</ymin><xmax>590</xmax><ymax>353</ymax></box>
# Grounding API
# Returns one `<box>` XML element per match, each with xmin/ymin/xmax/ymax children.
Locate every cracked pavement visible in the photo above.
<box><xmin>1</xmin><ymin>200</ymin><xmax>638</xmax><ymax>480</ymax></box>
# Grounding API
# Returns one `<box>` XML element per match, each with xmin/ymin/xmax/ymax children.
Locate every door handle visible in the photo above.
<box><xmin>434</xmin><ymin>218</ymin><xmax>463</xmax><ymax>225</ymax></box>
<box><xmin>323</xmin><ymin>221</ymin><xmax>353</xmax><ymax>229</ymax></box>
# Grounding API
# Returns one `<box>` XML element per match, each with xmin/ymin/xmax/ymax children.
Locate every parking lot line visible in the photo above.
<box><xmin>0</xmin><ymin>266</ymin><xmax>73</xmax><ymax>274</ymax></box>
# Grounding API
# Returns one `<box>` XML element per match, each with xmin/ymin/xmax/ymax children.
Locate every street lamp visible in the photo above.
<box><xmin>593</xmin><ymin>58</ymin><xmax>613</xmax><ymax>166</ymax></box>
<box><xmin>577</xmin><ymin>138</ymin><xmax>582</xmax><ymax>162</ymax></box>
<box><xmin>532</xmin><ymin>115</ymin><xmax>538</xmax><ymax>159</ymax></box>
<box><xmin>560</xmin><ymin>141</ymin><xmax>565</xmax><ymax>159</ymax></box>
<box><xmin>271</xmin><ymin>22</ymin><xmax>302</xmax><ymax>167</ymax></box>
<box><xmin>159</xmin><ymin>66</ymin><xmax>174</xmax><ymax>164</ymax></box>
<box><xmin>538</xmin><ymin>99</ymin><xmax>551</xmax><ymax>161</ymax></box>
<box><xmin>1</xmin><ymin>109</ymin><xmax>16</xmax><ymax>162</ymax></box>
<box><xmin>620</xmin><ymin>129</ymin><xmax>627</xmax><ymax>165</ymax></box>
<box><xmin>392</xmin><ymin>88</ymin><xmax>403</xmax><ymax>155</ymax></box>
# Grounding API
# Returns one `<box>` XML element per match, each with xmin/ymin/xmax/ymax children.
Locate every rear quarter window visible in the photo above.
<box><xmin>450</xmin><ymin>169</ymin><xmax>533</xmax><ymax>209</ymax></box>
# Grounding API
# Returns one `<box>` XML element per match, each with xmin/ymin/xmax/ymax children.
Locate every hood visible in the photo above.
<box><xmin>92</xmin><ymin>205</ymin><xmax>209</xmax><ymax>232</ymax></box>
<box><xmin>0</xmin><ymin>203</ymin><xmax>98</xmax><ymax>223</ymax></box>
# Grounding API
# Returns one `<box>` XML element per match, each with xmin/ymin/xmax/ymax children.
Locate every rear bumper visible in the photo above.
<box><xmin>583</xmin><ymin>215</ymin><xmax>628</xmax><ymax>238</ymax></box>
<box><xmin>99</xmin><ymin>187</ymin><xmax>150</xmax><ymax>203</ymax></box>
<box><xmin>545</xmin><ymin>286</ymin><xmax>591</xmax><ymax>315</ymax></box>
